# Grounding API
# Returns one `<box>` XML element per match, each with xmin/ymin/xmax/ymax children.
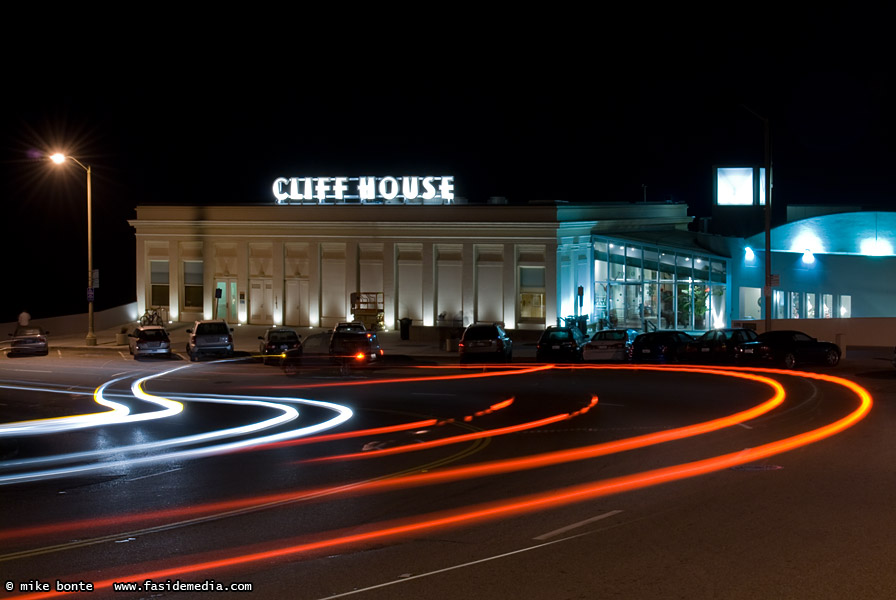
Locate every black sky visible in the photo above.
<box><xmin>2</xmin><ymin>18</ymin><xmax>893</xmax><ymax>322</ymax></box>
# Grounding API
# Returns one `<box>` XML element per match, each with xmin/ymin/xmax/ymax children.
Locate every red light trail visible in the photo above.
<box><xmin>2</xmin><ymin>365</ymin><xmax>872</xmax><ymax>600</ymax></box>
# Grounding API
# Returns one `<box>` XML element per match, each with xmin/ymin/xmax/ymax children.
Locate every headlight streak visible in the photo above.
<box><xmin>0</xmin><ymin>366</ymin><xmax>775</xmax><ymax>539</ymax></box>
<box><xmin>1</xmin><ymin>368</ymin><xmax>770</xmax><ymax>543</ymax></box>
<box><xmin>0</xmin><ymin>368</ymin><xmax>194</xmax><ymax>436</ymax></box>
<box><xmin>0</xmin><ymin>366</ymin><xmax>353</xmax><ymax>485</ymax></box>
<box><xmin>0</xmin><ymin>379</ymin><xmax>133</xmax><ymax>435</ymax></box>
<box><xmin>1</xmin><ymin>366</ymin><xmax>873</xmax><ymax>600</ymax></box>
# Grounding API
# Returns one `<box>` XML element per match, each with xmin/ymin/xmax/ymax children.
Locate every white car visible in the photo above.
<box><xmin>128</xmin><ymin>325</ymin><xmax>172</xmax><ymax>359</ymax></box>
<box><xmin>582</xmin><ymin>328</ymin><xmax>639</xmax><ymax>362</ymax></box>
<box><xmin>185</xmin><ymin>320</ymin><xmax>234</xmax><ymax>361</ymax></box>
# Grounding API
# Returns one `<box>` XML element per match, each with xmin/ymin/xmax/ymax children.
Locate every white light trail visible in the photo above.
<box><xmin>0</xmin><ymin>365</ymin><xmax>354</xmax><ymax>485</ymax></box>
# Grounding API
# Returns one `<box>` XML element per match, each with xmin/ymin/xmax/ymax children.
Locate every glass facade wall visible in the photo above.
<box><xmin>592</xmin><ymin>237</ymin><xmax>727</xmax><ymax>332</ymax></box>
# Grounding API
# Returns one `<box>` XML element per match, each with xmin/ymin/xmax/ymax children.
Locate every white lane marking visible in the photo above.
<box><xmin>738</xmin><ymin>423</ymin><xmax>753</xmax><ymax>429</ymax></box>
<box><xmin>533</xmin><ymin>510</ymin><xmax>624</xmax><ymax>540</ymax></box>
<box><xmin>13</xmin><ymin>369</ymin><xmax>53</xmax><ymax>373</ymax></box>
<box><xmin>315</xmin><ymin>517</ymin><xmax>625</xmax><ymax>600</ymax></box>
<box><xmin>126</xmin><ymin>467</ymin><xmax>183</xmax><ymax>482</ymax></box>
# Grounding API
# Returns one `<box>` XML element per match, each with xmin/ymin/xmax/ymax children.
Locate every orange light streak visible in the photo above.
<box><xmin>300</xmin><ymin>412</ymin><xmax>577</xmax><ymax>463</ymax></box>
<box><xmin>13</xmin><ymin>369</ymin><xmax>869</xmax><ymax>600</ymax></box>
<box><xmin>256</xmin><ymin>363</ymin><xmax>554</xmax><ymax>390</ymax></box>
<box><xmin>5</xmin><ymin>369</ymin><xmax>872</xmax><ymax>600</ymax></box>
<box><xmin>0</xmin><ymin>368</ymin><xmax>766</xmax><ymax>544</ymax></box>
<box><xmin>267</xmin><ymin>396</ymin><xmax>516</xmax><ymax>451</ymax></box>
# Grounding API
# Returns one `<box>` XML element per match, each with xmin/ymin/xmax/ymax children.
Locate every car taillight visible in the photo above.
<box><xmin>355</xmin><ymin>352</ymin><xmax>367</xmax><ymax>360</ymax></box>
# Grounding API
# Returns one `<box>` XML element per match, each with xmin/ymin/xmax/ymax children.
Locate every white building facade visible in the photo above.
<box><xmin>129</xmin><ymin>202</ymin><xmax>704</xmax><ymax>332</ymax></box>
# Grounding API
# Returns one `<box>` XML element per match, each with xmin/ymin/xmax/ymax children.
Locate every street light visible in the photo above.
<box><xmin>49</xmin><ymin>153</ymin><xmax>96</xmax><ymax>346</ymax></box>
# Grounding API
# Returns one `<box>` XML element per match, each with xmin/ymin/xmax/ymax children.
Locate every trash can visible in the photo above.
<box><xmin>399</xmin><ymin>318</ymin><xmax>412</xmax><ymax>340</ymax></box>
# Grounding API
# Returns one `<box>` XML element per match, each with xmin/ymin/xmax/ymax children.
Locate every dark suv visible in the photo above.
<box><xmin>458</xmin><ymin>322</ymin><xmax>513</xmax><ymax>363</ymax></box>
<box><xmin>536</xmin><ymin>325</ymin><xmax>588</xmax><ymax>362</ymax></box>
<box><xmin>329</xmin><ymin>329</ymin><xmax>384</xmax><ymax>364</ymax></box>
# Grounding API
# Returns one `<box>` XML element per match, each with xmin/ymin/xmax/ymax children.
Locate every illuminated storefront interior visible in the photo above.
<box><xmin>591</xmin><ymin>238</ymin><xmax>727</xmax><ymax>332</ymax></box>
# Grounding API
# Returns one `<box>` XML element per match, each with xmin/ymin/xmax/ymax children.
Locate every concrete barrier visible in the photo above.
<box><xmin>2</xmin><ymin>303</ymin><xmax>138</xmax><ymax>336</ymax></box>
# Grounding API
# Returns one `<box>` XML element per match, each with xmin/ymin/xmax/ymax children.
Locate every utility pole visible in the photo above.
<box><xmin>742</xmin><ymin>105</ymin><xmax>773</xmax><ymax>333</ymax></box>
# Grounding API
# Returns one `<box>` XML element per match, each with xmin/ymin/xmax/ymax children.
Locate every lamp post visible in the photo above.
<box><xmin>50</xmin><ymin>153</ymin><xmax>96</xmax><ymax>346</ymax></box>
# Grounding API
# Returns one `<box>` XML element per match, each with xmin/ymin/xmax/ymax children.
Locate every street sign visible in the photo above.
<box><xmin>87</xmin><ymin>287</ymin><xmax>95</xmax><ymax>302</ymax></box>
<box><xmin>92</xmin><ymin>269</ymin><xmax>99</xmax><ymax>288</ymax></box>
<box><xmin>768</xmin><ymin>274</ymin><xmax>780</xmax><ymax>287</ymax></box>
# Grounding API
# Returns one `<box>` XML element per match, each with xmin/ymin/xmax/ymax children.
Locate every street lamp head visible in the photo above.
<box><xmin>49</xmin><ymin>153</ymin><xmax>88</xmax><ymax>172</ymax></box>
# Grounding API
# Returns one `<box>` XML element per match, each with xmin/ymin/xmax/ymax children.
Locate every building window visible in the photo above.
<box><xmin>150</xmin><ymin>260</ymin><xmax>169</xmax><ymax>307</ymax></box>
<box><xmin>739</xmin><ymin>286</ymin><xmax>761</xmax><ymax>320</ymax></box>
<box><xmin>608</xmin><ymin>243</ymin><xmax>625</xmax><ymax>280</ymax></box>
<box><xmin>677</xmin><ymin>283</ymin><xmax>692</xmax><ymax>329</ymax></box>
<box><xmin>822</xmin><ymin>294</ymin><xmax>834</xmax><ymax>318</ymax></box>
<box><xmin>806</xmin><ymin>293</ymin><xmax>817</xmax><ymax>318</ymax></box>
<box><xmin>183</xmin><ymin>261</ymin><xmax>204</xmax><ymax>309</ymax></box>
<box><xmin>711</xmin><ymin>284</ymin><xmax>727</xmax><ymax>328</ymax></box>
<box><xmin>519</xmin><ymin>266</ymin><xmax>545</xmax><ymax>321</ymax></box>
<box><xmin>625</xmin><ymin>245</ymin><xmax>642</xmax><ymax>281</ymax></box>
<box><xmin>790</xmin><ymin>292</ymin><xmax>801</xmax><ymax>319</ymax></box>
<box><xmin>773</xmin><ymin>290</ymin><xmax>786</xmax><ymax>319</ymax></box>
<box><xmin>839</xmin><ymin>295</ymin><xmax>851</xmax><ymax>318</ymax></box>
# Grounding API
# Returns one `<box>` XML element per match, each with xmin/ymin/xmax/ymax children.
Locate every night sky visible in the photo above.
<box><xmin>2</xmin><ymin>21</ymin><xmax>892</xmax><ymax>322</ymax></box>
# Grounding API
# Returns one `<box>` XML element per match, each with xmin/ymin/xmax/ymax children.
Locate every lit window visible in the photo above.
<box><xmin>839</xmin><ymin>295</ymin><xmax>851</xmax><ymax>318</ymax></box>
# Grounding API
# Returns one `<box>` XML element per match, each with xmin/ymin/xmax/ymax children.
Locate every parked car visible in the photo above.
<box><xmin>582</xmin><ymin>328</ymin><xmax>639</xmax><ymax>362</ymax></box>
<box><xmin>332</xmin><ymin>321</ymin><xmax>367</xmax><ymax>334</ymax></box>
<box><xmin>329</xmin><ymin>329</ymin><xmax>384</xmax><ymax>364</ymax></box>
<box><xmin>682</xmin><ymin>327</ymin><xmax>760</xmax><ymax>364</ymax></box>
<box><xmin>7</xmin><ymin>325</ymin><xmax>49</xmax><ymax>356</ymax></box>
<box><xmin>185</xmin><ymin>320</ymin><xmax>234</xmax><ymax>361</ymax></box>
<box><xmin>733</xmin><ymin>329</ymin><xmax>841</xmax><ymax>369</ymax></box>
<box><xmin>281</xmin><ymin>332</ymin><xmax>326</xmax><ymax>370</ymax></box>
<box><xmin>258</xmin><ymin>327</ymin><xmax>302</xmax><ymax>365</ymax></box>
<box><xmin>458</xmin><ymin>322</ymin><xmax>513</xmax><ymax>363</ymax></box>
<box><xmin>630</xmin><ymin>330</ymin><xmax>695</xmax><ymax>363</ymax></box>
<box><xmin>128</xmin><ymin>325</ymin><xmax>172</xmax><ymax>359</ymax></box>
<box><xmin>536</xmin><ymin>325</ymin><xmax>588</xmax><ymax>363</ymax></box>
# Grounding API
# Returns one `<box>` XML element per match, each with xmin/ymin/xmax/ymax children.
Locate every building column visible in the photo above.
<box><xmin>423</xmin><ymin>242</ymin><xmax>434</xmax><ymax>326</ymax></box>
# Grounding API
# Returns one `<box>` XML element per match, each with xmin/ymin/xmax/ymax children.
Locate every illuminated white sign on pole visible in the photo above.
<box><xmin>272</xmin><ymin>176</ymin><xmax>455</xmax><ymax>205</ymax></box>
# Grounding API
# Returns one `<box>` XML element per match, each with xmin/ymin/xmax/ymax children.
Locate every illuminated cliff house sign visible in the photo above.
<box><xmin>272</xmin><ymin>176</ymin><xmax>455</xmax><ymax>205</ymax></box>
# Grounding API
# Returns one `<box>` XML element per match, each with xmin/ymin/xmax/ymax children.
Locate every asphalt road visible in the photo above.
<box><xmin>0</xmin><ymin>353</ymin><xmax>894</xmax><ymax>599</ymax></box>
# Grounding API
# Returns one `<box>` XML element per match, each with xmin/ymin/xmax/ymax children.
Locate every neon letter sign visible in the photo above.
<box><xmin>273</xmin><ymin>176</ymin><xmax>455</xmax><ymax>205</ymax></box>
